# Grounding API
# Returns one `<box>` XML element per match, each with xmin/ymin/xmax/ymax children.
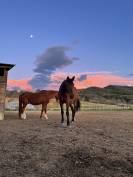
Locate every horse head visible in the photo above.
<box><xmin>66</xmin><ymin>76</ymin><xmax>75</xmax><ymax>83</ymax></box>
<box><xmin>66</xmin><ymin>76</ymin><xmax>75</xmax><ymax>91</ymax></box>
<box><xmin>59</xmin><ymin>76</ymin><xmax>75</xmax><ymax>94</ymax></box>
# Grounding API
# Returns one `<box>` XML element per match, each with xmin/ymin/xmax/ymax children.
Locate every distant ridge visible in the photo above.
<box><xmin>6</xmin><ymin>85</ymin><xmax>133</xmax><ymax>104</ymax></box>
<box><xmin>79</xmin><ymin>85</ymin><xmax>133</xmax><ymax>104</ymax></box>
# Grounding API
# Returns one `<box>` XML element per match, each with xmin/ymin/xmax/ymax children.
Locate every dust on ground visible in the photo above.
<box><xmin>0</xmin><ymin>111</ymin><xmax>133</xmax><ymax>177</ymax></box>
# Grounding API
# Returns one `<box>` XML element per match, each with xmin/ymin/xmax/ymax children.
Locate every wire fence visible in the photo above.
<box><xmin>5</xmin><ymin>100</ymin><xmax>133</xmax><ymax>111</ymax></box>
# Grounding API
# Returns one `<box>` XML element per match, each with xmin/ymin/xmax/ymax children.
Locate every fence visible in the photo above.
<box><xmin>5</xmin><ymin>100</ymin><xmax>133</xmax><ymax>111</ymax></box>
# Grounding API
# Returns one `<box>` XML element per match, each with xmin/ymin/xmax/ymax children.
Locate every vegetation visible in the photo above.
<box><xmin>79</xmin><ymin>85</ymin><xmax>133</xmax><ymax>104</ymax></box>
<box><xmin>6</xmin><ymin>85</ymin><xmax>133</xmax><ymax>111</ymax></box>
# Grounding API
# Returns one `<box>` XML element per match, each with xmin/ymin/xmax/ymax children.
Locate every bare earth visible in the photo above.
<box><xmin>0</xmin><ymin>111</ymin><xmax>133</xmax><ymax>177</ymax></box>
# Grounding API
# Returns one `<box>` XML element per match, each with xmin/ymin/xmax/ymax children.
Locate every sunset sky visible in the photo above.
<box><xmin>0</xmin><ymin>0</ymin><xmax>133</xmax><ymax>90</ymax></box>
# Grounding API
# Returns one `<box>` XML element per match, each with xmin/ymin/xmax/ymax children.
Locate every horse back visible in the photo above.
<box><xmin>19</xmin><ymin>90</ymin><xmax>58</xmax><ymax>105</ymax></box>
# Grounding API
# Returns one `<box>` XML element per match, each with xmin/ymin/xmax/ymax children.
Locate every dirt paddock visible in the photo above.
<box><xmin>0</xmin><ymin>111</ymin><xmax>133</xmax><ymax>177</ymax></box>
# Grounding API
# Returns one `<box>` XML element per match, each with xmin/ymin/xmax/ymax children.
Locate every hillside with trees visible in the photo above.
<box><xmin>6</xmin><ymin>85</ymin><xmax>133</xmax><ymax>105</ymax></box>
<box><xmin>79</xmin><ymin>85</ymin><xmax>133</xmax><ymax>104</ymax></box>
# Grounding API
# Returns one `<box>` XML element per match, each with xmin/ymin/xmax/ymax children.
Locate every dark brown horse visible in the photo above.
<box><xmin>19</xmin><ymin>90</ymin><xmax>58</xmax><ymax>119</ymax></box>
<box><xmin>58</xmin><ymin>76</ymin><xmax>80</xmax><ymax>126</ymax></box>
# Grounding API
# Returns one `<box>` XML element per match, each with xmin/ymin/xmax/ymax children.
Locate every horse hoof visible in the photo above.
<box><xmin>61</xmin><ymin>123</ymin><xmax>66</xmax><ymax>127</ymax></box>
<box><xmin>43</xmin><ymin>113</ymin><xmax>48</xmax><ymax>120</ymax></box>
<box><xmin>21</xmin><ymin>113</ymin><xmax>26</xmax><ymax>119</ymax></box>
<box><xmin>71</xmin><ymin>121</ymin><xmax>75</xmax><ymax>126</ymax></box>
<box><xmin>40</xmin><ymin>117</ymin><xmax>44</xmax><ymax>120</ymax></box>
<box><xmin>68</xmin><ymin>124</ymin><xmax>72</xmax><ymax>128</ymax></box>
<box><xmin>45</xmin><ymin>116</ymin><xmax>48</xmax><ymax>120</ymax></box>
<box><xmin>40</xmin><ymin>117</ymin><xmax>47</xmax><ymax>120</ymax></box>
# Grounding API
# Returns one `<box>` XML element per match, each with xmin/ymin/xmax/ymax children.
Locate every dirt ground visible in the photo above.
<box><xmin>0</xmin><ymin>111</ymin><xmax>133</xmax><ymax>177</ymax></box>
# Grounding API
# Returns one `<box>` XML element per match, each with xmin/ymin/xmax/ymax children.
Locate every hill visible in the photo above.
<box><xmin>79</xmin><ymin>85</ymin><xmax>133</xmax><ymax>104</ymax></box>
<box><xmin>6</xmin><ymin>85</ymin><xmax>133</xmax><ymax>105</ymax></box>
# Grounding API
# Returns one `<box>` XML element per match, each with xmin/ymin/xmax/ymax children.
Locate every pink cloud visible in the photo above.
<box><xmin>7</xmin><ymin>77</ymin><xmax>32</xmax><ymax>90</ymax></box>
<box><xmin>7</xmin><ymin>72</ymin><xmax>133</xmax><ymax>90</ymax></box>
<box><xmin>48</xmin><ymin>71</ymin><xmax>133</xmax><ymax>89</ymax></box>
<box><xmin>75</xmin><ymin>74</ymin><xmax>133</xmax><ymax>89</ymax></box>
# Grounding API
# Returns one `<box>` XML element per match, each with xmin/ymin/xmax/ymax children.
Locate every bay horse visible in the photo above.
<box><xmin>19</xmin><ymin>90</ymin><xmax>58</xmax><ymax>119</ymax></box>
<box><xmin>58</xmin><ymin>76</ymin><xmax>80</xmax><ymax>126</ymax></box>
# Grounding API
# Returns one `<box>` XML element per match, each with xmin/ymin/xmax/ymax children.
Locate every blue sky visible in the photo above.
<box><xmin>0</xmin><ymin>0</ymin><xmax>133</xmax><ymax>89</ymax></box>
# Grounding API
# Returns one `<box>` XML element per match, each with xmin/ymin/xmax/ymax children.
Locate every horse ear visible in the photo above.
<box><xmin>72</xmin><ymin>76</ymin><xmax>75</xmax><ymax>81</ymax></box>
<box><xmin>66</xmin><ymin>76</ymin><xmax>70</xmax><ymax>80</ymax></box>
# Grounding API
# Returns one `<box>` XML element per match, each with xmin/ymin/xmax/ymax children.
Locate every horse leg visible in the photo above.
<box><xmin>60</xmin><ymin>102</ymin><xmax>64</xmax><ymax>125</ymax></box>
<box><xmin>21</xmin><ymin>103</ymin><xmax>27</xmax><ymax>119</ymax></box>
<box><xmin>66</xmin><ymin>103</ymin><xmax>70</xmax><ymax>126</ymax></box>
<box><xmin>40</xmin><ymin>104</ymin><xmax>48</xmax><ymax>119</ymax></box>
<box><xmin>70</xmin><ymin>104</ymin><xmax>75</xmax><ymax>122</ymax></box>
<box><xmin>40</xmin><ymin>104</ymin><xmax>44</xmax><ymax>119</ymax></box>
<box><xmin>43</xmin><ymin>104</ymin><xmax>48</xmax><ymax>119</ymax></box>
<box><xmin>19</xmin><ymin>99</ymin><xmax>23</xmax><ymax>118</ymax></box>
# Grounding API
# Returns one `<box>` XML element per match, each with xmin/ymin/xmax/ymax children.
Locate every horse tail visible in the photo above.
<box><xmin>75</xmin><ymin>98</ymin><xmax>80</xmax><ymax>112</ymax></box>
<box><xmin>55</xmin><ymin>95</ymin><xmax>59</xmax><ymax>103</ymax></box>
<box><xmin>19</xmin><ymin>94</ymin><xmax>23</xmax><ymax>118</ymax></box>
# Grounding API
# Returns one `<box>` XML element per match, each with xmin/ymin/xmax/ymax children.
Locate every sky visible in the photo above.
<box><xmin>0</xmin><ymin>0</ymin><xmax>133</xmax><ymax>90</ymax></box>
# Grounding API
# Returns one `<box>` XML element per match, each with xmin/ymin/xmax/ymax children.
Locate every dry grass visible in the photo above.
<box><xmin>0</xmin><ymin>111</ymin><xmax>133</xmax><ymax>177</ymax></box>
